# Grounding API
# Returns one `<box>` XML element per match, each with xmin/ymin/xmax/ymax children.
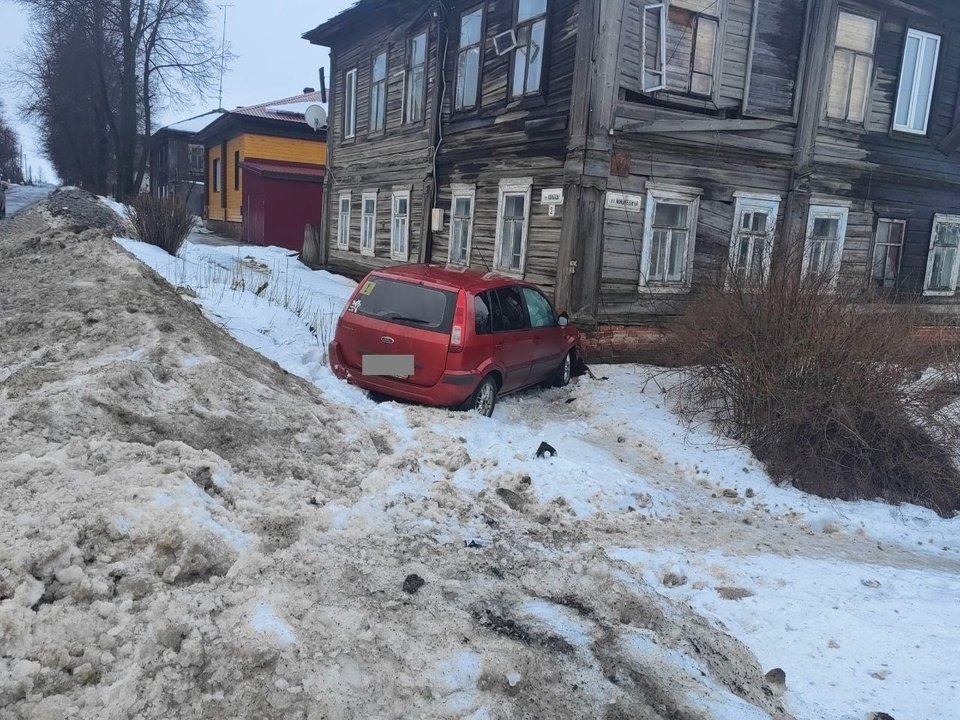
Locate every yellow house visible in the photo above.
<box><xmin>196</xmin><ymin>90</ymin><xmax>327</xmax><ymax>246</ymax></box>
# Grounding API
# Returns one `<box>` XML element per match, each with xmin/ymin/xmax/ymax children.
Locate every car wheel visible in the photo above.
<box><xmin>468</xmin><ymin>375</ymin><xmax>498</xmax><ymax>417</ymax></box>
<box><xmin>553</xmin><ymin>351</ymin><xmax>573</xmax><ymax>388</ymax></box>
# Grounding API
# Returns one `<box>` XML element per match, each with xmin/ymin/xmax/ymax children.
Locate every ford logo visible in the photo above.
<box><xmin>381</xmin><ymin>336</ymin><xmax>395</xmax><ymax>345</ymax></box>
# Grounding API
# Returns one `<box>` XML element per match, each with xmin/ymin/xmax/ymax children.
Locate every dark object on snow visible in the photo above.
<box><xmin>869</xmin><ymin>713</ymin><xmax>896</xmax><ymax>720</ymax></box>
<box><xmin>402</xmin><ymin>574</ymin><xmax>425</xmax><ymax>594</ymax></box>
<box><xmin>496</xmin><ymin>487</ymin><xmax>525</xmax><ymax>510</ymax></box>
<box><xmin>536</xmin><ymin>441</ymin><xmax>557</xmax><ymax>458</ymax></box>
<box><xmin>464</xmin><ymin>539</ymin><xmax>483</xmax><ymax>548</ymax></box>
<box><xmin>763</xmin><ymin>668</ymin><xmax>786</xmax><ymax>686</ymax></box>
<box><xmin>565</xmin><ymin>397</ymin><xmax>576</xmax><ymax>404</ymax></box>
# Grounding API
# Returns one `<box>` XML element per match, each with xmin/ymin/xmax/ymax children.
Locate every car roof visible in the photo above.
<box><xmin>370</xmin><ymin>264</ymin><xmax>531</xmax><ymax>293</ymax></box>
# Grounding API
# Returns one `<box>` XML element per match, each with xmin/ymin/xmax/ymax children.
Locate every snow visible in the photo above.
<box><xmin>98</xmin><ymin>195</ymin><xmax>129</xmax><ymax>220</ymax></box>
<box><xmin>163</xmin><ymin>111</ymin><xmax>225</xmax><ymax>134</ymax></box>
<box><xmin>108</xmin><ymin>232</ymin><xmax>960</xmax><ymax>720</ymax></box>
<box><xmin>249</xmin><ymin>601</ymin><xmax>296</xmax><ymax>647</ymax></box>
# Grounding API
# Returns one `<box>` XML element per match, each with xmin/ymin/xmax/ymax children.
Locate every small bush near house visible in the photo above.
<box><xmin>128</xmin><ymin>194</ymin><xmax>193</xmax><ymax>256</ymax></box>
<box><xmin>678</xmin><ymin>245</ymin><xmax>960</xmax><ymax>517</ymax></box>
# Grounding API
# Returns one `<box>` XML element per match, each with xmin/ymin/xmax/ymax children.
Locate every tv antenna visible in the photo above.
<box><xmin>216</xmin><ymin>4</ymin><xmax>234</xmax><ymax>110</ymax></box>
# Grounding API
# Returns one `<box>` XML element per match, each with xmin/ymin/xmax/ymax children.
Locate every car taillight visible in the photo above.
<box><xmin>450</xmin><ymin>290</ymin><xmax>466</xmax><ymax>352</ymax></box>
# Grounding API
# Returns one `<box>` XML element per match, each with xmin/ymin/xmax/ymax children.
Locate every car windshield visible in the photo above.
<box><xmin>352</xmin><ymin>276</ymin><xmax>456</xmax><ymax>333</ymax></box>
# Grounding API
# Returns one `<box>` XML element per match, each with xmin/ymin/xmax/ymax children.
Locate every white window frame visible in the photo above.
<box><xmin>455</xmin><ymin>6</ymin><xmax>484</xmax><ymax>112</ymax></box>
<box><xmin>212</xmin><ymin>157</ymin><xmax>221</xmax><ymax>193</ymax></box>
<box><xmin>726</xmin><ymin>192</ymin><xmax>781</xmax><ymax>288</ymax></box>
<box><xmin>390</xmin><ymin>188</ymin><xmax>411</xmax><ymax>261</ymax></box>
<box><xmin>892</xmin><ymin>29</ymin><xmax>941</xmax><ymax>136</ymax></box>
<box><xmin>923</xmin><ymin>213</ymin><xmax>960</xmax><ymax>297</ymax></box>
<box><xmin>343</xmin><ymin>68</ymin><xmax>358</xmax><ymax>139</ymax></box>
<box><xmin>871</xmin><ymin>217</ymin><xmax>906</xmax><ymax>289</ymax></box>
<box><xmin>642</xmin><ymin>3</ymin><xmax>666</xmax><ymax>92</ymax></box>
<box><xmin>360</xmin><ymin>190</ymin><xmax>377</xmax><ymax>257</ymax></box>
<box><xmin>494</xmin><ymin>177</ymin><xmax>533</xmax><ymax>275</ymax></box>
<box><xmin>405</xmin><ymin>32</ymin><xmax>428</xmax><ymax>124</ymax></box>
<box><xmin>448</xmin><ymin>183</ymin><xmax>476</xmax><ymax>266</ymax></box>
<box><xmin>639</xmin><ymin>183</ymin><xmax>702</xmax><ymax>292</ymax></box>
<box><xmin>337</xmin><ymin>191</ymin><xmax>351</xmax><ymax>250</ymax></box>
<box><xmin>803</xmin><ymin>203</ymin><xmax>850</xmax><ymax>288</ymax></box>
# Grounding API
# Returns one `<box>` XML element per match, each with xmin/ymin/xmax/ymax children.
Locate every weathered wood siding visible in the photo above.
<box><xmin>592</xmin><ymin>0</ymin><xmax>960</xmax><ymax>325</ymax></box>
<box><xmin>745</xmin><ymin>0</ymin><xmax>807</xmax><ymax>116</ymax></box>
<box><xmin>431</xmin><ymin>0</ymin><xmax>580</xmax><ymax>297</ymax></box>
<box><xmin>324</xmin><ymin>11</ymin><xmax>438</xmax><ymax>271</ymax></box>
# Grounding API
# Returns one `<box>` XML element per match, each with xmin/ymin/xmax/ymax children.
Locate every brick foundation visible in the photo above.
<box><xmin>205</xmin><ymin>219</ymin><xmax>241</xmax><ymax>239</ymax></box>
<box><xmin>580</xmin><ymin>324</ymin><xmax>685</xmax><ymax>366</ymax></box>
<box><xmin>581</xmin><ymin>322</ymin><xmax>960</xmax><ymax>367</ymax></box>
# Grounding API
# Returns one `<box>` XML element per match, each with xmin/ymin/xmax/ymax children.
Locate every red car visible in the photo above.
<box><xmin>329</xmin><ymin>264</ymin><xmax>581</xmax><ymax>416</ymax></box>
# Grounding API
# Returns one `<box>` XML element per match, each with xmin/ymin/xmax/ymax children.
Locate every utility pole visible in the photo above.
<box><xmin>216</xmin><ymin>4</ymin><xmax>234</xmax><ymax>110</ymax></box>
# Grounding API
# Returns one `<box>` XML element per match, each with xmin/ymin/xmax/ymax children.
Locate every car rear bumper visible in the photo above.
<box><xmin>328</xmin><ymin>341</ymin><xmax>479</xmax><ymax>407</ymax></box>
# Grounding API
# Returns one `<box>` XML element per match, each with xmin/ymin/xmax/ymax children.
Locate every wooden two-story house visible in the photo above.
<box><xmin>305</xmin><ymin>0</ymin><xmax>960</xmax><ymax>358</ymax></box>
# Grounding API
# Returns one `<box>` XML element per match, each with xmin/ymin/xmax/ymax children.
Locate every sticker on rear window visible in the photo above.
<box><xmin>359</xmin><ymin>280</ymin><xmax>377</xmax><ymax>296</ymax></box>
<box><xmin>348</xmin><ymin>299</ymin><xmax>361</xmax><ymax>313</ymax></box>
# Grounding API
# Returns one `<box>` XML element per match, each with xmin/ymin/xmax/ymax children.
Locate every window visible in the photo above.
<box><xmin>455</xmin><ymin>7</ymin><xmax>484</xmax><ymax>111</ymax></box>
<box><xmin>924</xmin><ymin>214</ymin><xmax>960</xmax><ymax>296</ymax></box>
<box><xmin>640</xmin><ymin>185</ymin><xmax>700</xmax><ymax>290</ymax></box>
<box><xmin>370</xmin><ymin>52</ymin><xmax>387</xmax><ymax>133</ymax></box>
<box><xmin>893</xmin><ymin>29</ymin><xmax>941</xmax><ymax>135</ymax></box>
<box><xmin>449</xmin><ymin>184</ymin><xmax>476</xmax><ymax>265</ymax></box>
<box><xmin>234</xmin><ymin>150</ymin><xmax>241</xmax><ymax>191</ymax></box>
<box><xmin>642</xmin><ymin>4</ymin><xmax>665</xmax><ymax>91</ymax></box>
<box><xmin>521</xmin><ymin>287</ymin><xmax>555</xmax><ymax>328</ymax></box>
<box><xmin>212</xmin><ymin>158</ymin><xmax>221</xmax><ymax>193</ymax></box>
<box><xmin>390</xmin><ymin>190</ymin><xmax>410</xmax><ymax>260</ymax></box>
<box><xmin>511</xmin><ymin>0</ymin><xmax>547</xmax><ymax>97</ymax></box>
<box><xmin>352</xmin><ymin>278</ymin><xmax>456</xmax><ymax>333</ymax></box>
<box><xmin>642</xmin><ymin>1</ymin><xmax>718</xmax><ymax>96</ymax></box>
<box><xmin>826</xmin><ymin>11</ymin><xmax>877</xmax><ymax>123</ymax></box>
<box><xmin>406</xmin><ymin>32</ymin><xmax>427</xmax><ymax>123</ymax></box>
<box><xmin>872</xmin><ymin>218</ymin><xmax>905</xmax><ymax>289</ymax></box>
<box><xmin>337</xmin><ymin>192</ymin><xmax>351</xmax><ymax>250</ymax></box>
<box><xmin>803</xmin><ymin>204</ymin><xmax>850</xmax><ymax>286</ymax></box>
<box><xmin>494</xmin><ymin>178</ymin><xmax>533</xmax><ymax>273</ymax></box>
<box><xmin>343</xmin><ymin>68</ymin><xmax>357</xmax><ymax>139</ymax></box>
<box><xmin>360</xmin><ymin>191</ymin><xmax>377</xmax><ymax>256</ymax></box>
<box><xmin>188</xmin><ymin>144</ymin><xmax>204</xmax><ymax>174</ymax></box>
<box><xmin>491</xmin><ymin>286</ymin><xmax>529</xmax><ymax>332</ymax></box>
<box><xmin>475</xmin><ymin>293</ymin><xmax>492</xmax><ymax>334</ymax></box>
<box><xmin>727</xmin><ymin>193</ymin><xmax>781</xmax><ymax>286</ymax></box>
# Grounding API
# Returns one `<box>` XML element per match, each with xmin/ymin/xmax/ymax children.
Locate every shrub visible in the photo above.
<box><xmin>127</xmin><ymin>194</ymin><xmax>193</xmax><ymax>256</ymax></box>
<box><xmin>678</xmin><ymin>243</ymin><xmax>960</xmax><ymax>517</ymax></box>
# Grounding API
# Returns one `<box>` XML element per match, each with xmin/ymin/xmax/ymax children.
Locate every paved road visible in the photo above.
<box><xmin>3</xmin><ymin>184</ymin><xmax>56</xmax><ymax>218</ymax></box>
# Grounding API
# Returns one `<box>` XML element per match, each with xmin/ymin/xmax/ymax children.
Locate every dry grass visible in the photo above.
<box><xmin>127</xmin><ymin>194</ymin><xmax>193</xmax><ymax>256</ymax></box>
<box><xmin>678</xmin><ymin>244</ymin><xmax>960</xmax><ymax>517</ymax></box>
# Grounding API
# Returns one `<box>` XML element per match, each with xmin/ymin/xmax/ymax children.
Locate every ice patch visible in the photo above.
<box><xmin>249</xmin><ymin>601</ymin><xmax>296</xmax><ymax>647</ymax></box>
<box><xmin>180</xmin><ymin>354</ymin><xmax>204</xmax><ymax>368</ymax></box>
<box><xmin>521</xmin><ymin>598</ymin><xmax>592</xmax><ymax>649</ymax></box>
<box><xmin>154</xmin><ymin>484</ymin><xmax>251</xmax><ymax>550</ymax></box>
<box><xmin>431</xmin><ymin>651</ymin><xmax>482</xmax><ymax>715</ymax></box>
<box><xmin>623</xmin><ymin>630</ymin><xmax>771</xmax><ymax>720</ymax></box>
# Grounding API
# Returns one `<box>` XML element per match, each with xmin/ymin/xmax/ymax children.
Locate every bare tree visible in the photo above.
<box><xmin>0</xmin><ymin>101</ymin><xmax>25</xmax><ymax>184</ymax></box>
<box><xmin>14</xmin><ymin>0</ymin><xmax>223</xmax><ymax>199</ymax></box>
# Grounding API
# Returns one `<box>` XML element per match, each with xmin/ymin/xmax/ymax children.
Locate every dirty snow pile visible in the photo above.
<box><xmin>2</xmin><ymin>193</ymin><xmax>797</xmax><ymax>718</ymax></box>
<box><xmin>112</xmin><ymin>216</ymin><xmax>960</xmax><ymax>720</ymax></box>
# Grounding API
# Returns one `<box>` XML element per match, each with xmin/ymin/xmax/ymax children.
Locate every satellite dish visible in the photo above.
<box><xmin>304</xmin><ymin>104</ymin><xmax>327</xmax><ymax>132</ymax></box>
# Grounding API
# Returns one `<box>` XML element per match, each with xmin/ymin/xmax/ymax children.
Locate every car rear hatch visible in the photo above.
<box><xmin>336</xmin><ymin>275</ymin><xmax>458</xmax><ymax>387</ymax></box>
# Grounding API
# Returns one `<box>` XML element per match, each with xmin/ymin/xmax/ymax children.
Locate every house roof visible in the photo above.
<box><xmin>195</xmin><ymin>90</ymin><xmax>328</xmax><ymax>144</ymax></box>
<box><xmin>303</xmin><ymin>0</ymin><xmax>425</xmax><ymax>47</ymax></box>
<box><xmin>241</xmin><ymin>159</ymin><xmax>326</xmax><ymax>182</ymax></box>
<box><xmin>230</xmin><ymin>91</ymin><xmax>327</xmax><ymax>123</ymax></box>
<box><xmin>154</xmin><ymin>110</ymin><xmax>226</xmax><ymax>138</ymax></box>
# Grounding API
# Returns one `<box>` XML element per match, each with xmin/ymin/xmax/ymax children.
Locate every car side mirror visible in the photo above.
<box><xmin>557</xmin><ymin>315</ymin><xmax>569</xmax><ymax>327</ymax></box>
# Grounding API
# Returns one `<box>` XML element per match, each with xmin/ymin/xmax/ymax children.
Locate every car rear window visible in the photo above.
<box><xmin>351</xmin><ymin>276</ymin><xmax>456</xmax><ymax>333</ymax></box>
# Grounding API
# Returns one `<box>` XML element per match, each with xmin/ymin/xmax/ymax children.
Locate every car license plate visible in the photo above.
<box><xmin>362</xmin><ymin>354</ymin><xmax>414</xmax><ymax>377</ymax></box>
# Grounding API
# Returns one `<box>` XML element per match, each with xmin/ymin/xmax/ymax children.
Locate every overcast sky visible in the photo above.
<box><xmin>0</xmin><ymin>0</ymin><xmax>354</xmax><ymax>183</ymax></box>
